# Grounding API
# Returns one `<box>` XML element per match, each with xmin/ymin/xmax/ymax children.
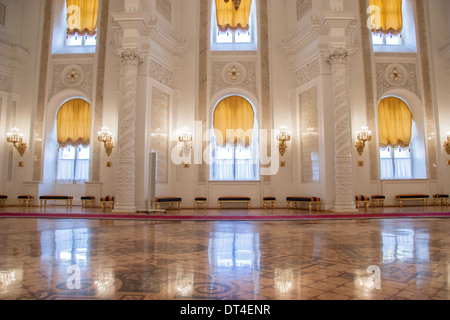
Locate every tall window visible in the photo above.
<box><xmin>368</xmin><ymin>0</ymin><xmax>417</xmax><ymax>52</ymax></box>
<box><xmin>378</xmin><ymin>97</ymin><xmax>414</xmax><ymax>180</ymax></box>
<box><xmin>56</xmin><ymin>99</ymin><xmax>91</xmax><ymax>183</ymax></box>
<box><xmin>210</xmin><ymin>96</ymin><xmax>259</xmax><ymax>181</ymax></box>
<box><xmin>65</xmin><ymin>0</ymin><xmax>99</xmax><ymax>47</ymax></box>
<box><xmin>211</xmin><ymin>0</ymin><xmax>257</xmax><ymax>51</ymax></box>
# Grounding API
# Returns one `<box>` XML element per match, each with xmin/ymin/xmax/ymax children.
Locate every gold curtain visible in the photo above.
<box><xmin>66</xmin><ymin>0</ymin><xmax>99</xmax><ymax>37</ymax></box>
<box><xmin>57</xmin><ymin>99</ymin><xmax>91</xmax><ymax>148</ymax></box>
<box><xmin>378</xmin><ymin>97</ymin><xmax>412</xmax><ymax>149</ymax></box>
<box><xmin>215</xmin><ymin>0</ymin><xmax>252</xmax><ymax>33</ymax></box>
<box><xmin>213</xmin><ymin>96</ymin><xmax>254</xmax><ymax>148</ymax></box>
<box><xmin>369</xmin><ymin>0</ymin><xmax>403</xmax><ymax>35</ymax></box>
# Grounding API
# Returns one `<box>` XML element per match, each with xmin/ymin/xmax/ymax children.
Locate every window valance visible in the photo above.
<box><xmin>378</xmin><ymin>97</ymin><xmax>412</xmax><ymax>149</ymax></box>
<box><xmin>369</xmin><ymin>0</ymin><xmax>403</xmax><ymax>36</ymax></box>
<box><xmin>213</xmin><ymin>96</ymin><xmax>254</xmax><ymax>148</ymax></box>
<box><xmin>57</xmin><ymin>99</ymin><xmax>91</xmax><ymax>149</ymax></box>
<box><xmin>215</xmin><ymin>0</ymin><xmax>252</xmax><ymax>33</ymax></box>
<box><xmin>66</xmin><ymin>0</ymin><xmax>99</xmax><ymax>37</ymax></box>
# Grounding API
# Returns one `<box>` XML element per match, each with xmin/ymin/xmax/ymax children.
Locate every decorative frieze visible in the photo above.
<box><xmin>0</xmin><ymin>73</ymin><xmax>9</xmax><ymax>92</ymax></box>
<box><xmin>375</xmin><ymin>62</ymin><xmax>419</xmax><ymax>99</ymax></box>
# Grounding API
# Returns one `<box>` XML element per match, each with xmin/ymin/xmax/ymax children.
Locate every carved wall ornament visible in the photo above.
<box><xmin>149</xmin><ymin>59</ymin><xmax>174</xmax><ymax>88</ymax></box>
<box><xmin>376</xmin><ymin>63</ymin><xmax>418</xmax><ymax>98</ymax></box>
<box><xmin>296</xmin><ymin>58</ymin><xmax>320</xmax><ymax>87</ymax></box>
<box><xmin>120</xmin><ymin>49</ymin><xmax>143</xmax><ymax>67</ymax></box>
<box><xmin>326</xmin><ymin>49</ymin><xmax>351</xmax><ymax>65</ymax></box>
<box><xmin>51</xmin><ymin>64</ymin><xmax>92</xmax><ymax>97</ymax></box>
<box><xmin>212</xmin><ymin>61</ymin><xmax>255</xmax><ymax>95</ymax></box>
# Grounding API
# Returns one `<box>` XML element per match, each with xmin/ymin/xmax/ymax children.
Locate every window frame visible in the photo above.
<box><xmin>56</xmin><ymin>145</ymin><xmax>91</xmax><ymax>184</ymax></box>
<box><xmin>210</xmin><ymin>0</ymin><xmax>258</xmax><ymax>52</ymax></box>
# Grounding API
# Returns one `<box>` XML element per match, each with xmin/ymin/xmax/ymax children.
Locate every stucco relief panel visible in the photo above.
<box><xmin>212</xmin><ymin>61</ymin><xmax>257</xmax><ymax>96</ymax></box>
<box><xmin>376</xmin><ymin>62</ymin><xmax>419</xmax><ymax>99</ymax></box>
<box><xmin>50</xmin><ymin>63</ymin><xmax>93</xmax><ymax>99</ymax></box>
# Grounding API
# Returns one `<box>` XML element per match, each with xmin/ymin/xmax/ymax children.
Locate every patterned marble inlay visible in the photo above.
<box><xmin>1</xmin><ymin>215</ymin><xmax>450</xmax><ymax>300</ymax></box>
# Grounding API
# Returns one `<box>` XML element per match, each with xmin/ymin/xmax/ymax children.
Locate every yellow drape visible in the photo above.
<box><xmin>378</xmin><ymin>97</ymin><xmax>412</xmax><ymax>149</ymax></box>
<box><xmin>57</xmin><ymin>99</ymin><xmax>91</xmax><ymax>148</ymax></box>
<box><xmin>215</xmin><ymin>0</ymin><xmax>252</xmax><ymax>33</ymax></box>
<box><xmin>66</xmin><ymin>0</ymin><xmax>99</xmax><ymax>37</ymax></box>
<box><xmin>213</xmin><ymin>96</ymin><xmax>254</xmax><ymax>148</ymax></box>
<box><xmin>369</xmin><ymin>0</ymin><xmax>403</xmax><ymax>35</ymax></box>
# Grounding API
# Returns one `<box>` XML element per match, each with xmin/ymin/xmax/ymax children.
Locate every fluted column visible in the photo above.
<box><xmin>326</xmin><ymin>49</ymin><xmax>357</xmax><ymax>212</ymax></box>
<box><xmin>113</xmin><ymin>49</ymin><xmax>143</xmax><ymax>213</ymax></box>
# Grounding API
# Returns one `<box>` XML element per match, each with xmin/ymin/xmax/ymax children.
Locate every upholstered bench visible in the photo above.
<box><xmin>371</xmin><ymin>195</ymin><xmax>386</xmax><ymax>207</ymax></box>
<box><xmin>286</xmin><ymin>197</ymin><xmax>321</xmax><ymax>212</ymax></box>
<box><xmin>0</xmin><ymin>195</ymin><xmax>7</xmax><ymax>207</ymax></box>
<box><xmin>433</xmin><ymin>194</ymin><xmax>449</xmax><ymax>206</ymax></box>
<box><xmin>40</xmin><ymin>196</ymin><xmax>73</xmax><ymax>208</ymax></box>
<box><xmin>355</xmin><ymin>195</ymin><xmax>370</xmax><ymax>209</ymax></box>
<box><xmin>81</xmin><ymin>196</ymin><xmax>96</xmax><ymax>208</ymax></box>
<box><xmin>18</xmin><ymin>195</ymin><xmax>34</xmax><ymax>207</ymax></box>
<box><xmin>218</xmin><ymin>197</ymin><xmax>251</xmax><ymax>209</ymax></box>
<box><xmin>395</xmin><ymin>194</ymin><xmax>429</xmax><ymax>207</ymax></box>
<box><xmin>195</xmin><ymin>197</ymin><xmax>207</xmax><ymax>210</ymax></box>
<box><xmin>155</xmin><ymin>197</ymin><xmax>182</xmax><ymax>210</ymax></box>
<box><xmin>263</xmin><ymin>197</ymin><xmax>276</xmax><ymax>209</ymax></box>
<box><xmin>101</xmin><ymin>196</ymin><xmax>115</xmax><ymax>210</ymax></box>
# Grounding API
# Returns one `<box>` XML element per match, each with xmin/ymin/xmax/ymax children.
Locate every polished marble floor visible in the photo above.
<box><xmin>1</xmin><ymin>210</ymin><xmax>450</xmax><ymax>300</ymax></box>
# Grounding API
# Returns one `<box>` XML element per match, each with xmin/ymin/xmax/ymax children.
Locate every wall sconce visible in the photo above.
<box><xmin>276</xmin><ymin>126</ymin><xmax>291</xmax><ymax>157</ymax></box>
<box><xmin>444</xmin><ymin>131</ymin><xmax>450</xmax><ymax>155</ymax></box>
<box><xmin>178</xmin><ymin>126</ymin><xmax>193</xmax><ymax>158</ymax></box>
<box><xmin>355</xmin><ymin>126</ymin><xmax>372</xmax><ymax>156</ymax></box>
<box><xmin>98</xmin><ymin>126</ymin><xmax>114</xmax><ymax>156</ymax></box>
<box><xmin>6</xmin><ymin>127</ymin><xmax>27</xmax><ymax>157</ymax></box>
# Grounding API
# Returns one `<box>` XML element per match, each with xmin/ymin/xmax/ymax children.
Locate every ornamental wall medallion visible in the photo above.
<box><xmin>51</xmin><ymin>64</ymin><xmax>93</xmax><ymax>98</ymax></box>
<box><xmin>376</xmin><ymin>62</ymin><xmax>419</xmax><ymax>99</ymax></box>
<box><xmin>212</xmin><ymin>61</ymin><xmax>256</xmax><ymax>96</ymax></box>
<box><xmin>223</xmin><ymin>62</ymin><xmax>246</xmax><ymax>85</ymax></box>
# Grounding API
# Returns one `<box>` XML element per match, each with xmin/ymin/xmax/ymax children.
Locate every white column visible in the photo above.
<box><xmin>113</xmin><ymin>49</ymin><xmax>143</xmax><ymax>213</ymax></box>
<box><xmin>326</xmin><ymin>49</ymin><xmax>358</xmax><ymax>212</ymax></box>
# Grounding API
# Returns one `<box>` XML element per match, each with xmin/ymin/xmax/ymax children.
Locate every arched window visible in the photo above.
<box><xmin>56</xmin><ymin>98</ymin><xmax>91</xmax><ymax>183</ymax></box>
<box><xmin>211</xmin><ymin>0</ymin><xmax>257</xmax><ymax>51</ymax></box>
<box><xmin>210</xmin><ymin>96</ymin><xmax>259</xmax><ymax>181</ymax></box>
<box><xmin>378</xmin><ymin>96</ymin><xmax>418</xmax><ymax>179</ymax></box>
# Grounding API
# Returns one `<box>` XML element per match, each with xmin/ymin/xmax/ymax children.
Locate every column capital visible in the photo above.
<box><xmin>325</xmin><ymin>48</ymin><xmax>351</xmax><ymax>65</ymax></box>
<box><xmin>120</xmin><ymin>48</ymin><xmax>143</xmax><ymax>67</ymax></box>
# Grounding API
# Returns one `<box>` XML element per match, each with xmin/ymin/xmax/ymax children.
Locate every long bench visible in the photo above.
<box><xmin>18</xmin><ymin>195</ymin><xmax>34</xmax><ymax>207</ymax></box>
<box><xmin>218</xmin><ymin>197</ymin><xmax>251</xmax><ymax>209</ymax></box>
<box><xmin>263</xmin><ymin>197</ymin><xmax>276</xmax><ymax>210</ymax></box>
<box><xmin>286</xmin><ymin>197</ymin><xmax>320</xmax><ymax>213</ymax></box>
<box><xmin>0</xmin><ymin>195</ymin><xmax>7</xmax><ymax>207</ymax></box>
<box><xmin>395</xmin><ymin>194</ymin><xmax>429</xmax><ymax>207</ymax></box>
<box><xmin>155</xmin><ymin>197</ymin><xmax>182</xmax><ymax>210</ymax></box>
<box><xmin>433</xmin><ymin>194</ymin><xmax>449</xmax><ymax>206</ymax></box>
<box><xmin>39</xmin><ymin>195</ymin><xmax>73</xmax><ymax>208</ymax></box>
<box><xmin>355</xmin><ymin>195</ymin><xmax>369</xmax><ymax>209</ymax></box>
<box><xmin>195</xmin><ymin>197</ymin><xmax>207</xmax><ymax>210</ymax></box>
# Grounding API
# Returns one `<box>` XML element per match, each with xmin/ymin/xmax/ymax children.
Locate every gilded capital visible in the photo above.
<box><xmin>120</xmin><ymin>49</ymin><xmax>143</xmax><ymax>67</ymax></box>
<box><xmin>326</xmin><ymin>49</ymin><xmax>350</xmax><ymax>65</ymax></box>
